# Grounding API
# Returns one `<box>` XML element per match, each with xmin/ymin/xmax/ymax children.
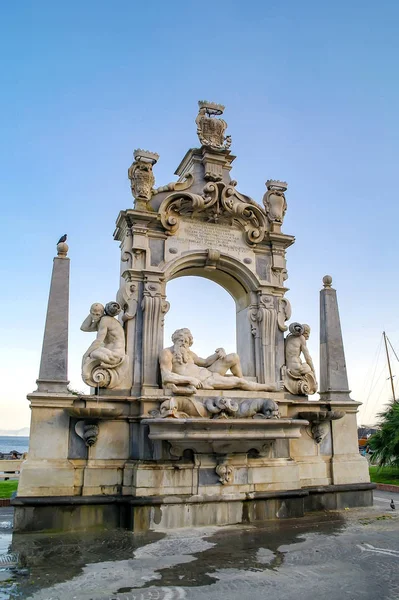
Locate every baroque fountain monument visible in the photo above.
<box><xmin>13</xmin><ymin>102</ymin><xmax>373</xmax><ymax>532</ymax></box>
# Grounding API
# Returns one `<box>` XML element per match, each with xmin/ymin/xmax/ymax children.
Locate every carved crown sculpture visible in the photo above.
<box><xmin>198</xmin><ymin>100</ymin><xmax>225</xmax><ymax>115</ymax></box>
<box><xmin>196</xmin><ymin>100</ymin><xmax>231</xmax><ymax>151</ymax></box>
<box><xmin>265</xmin><ymin>180</ymin><xmax>288</xmax><ymax>192</ymax></box>
<box><xmin>133</xmin><ymin>149</ymin><xmax>159</xmax><ymax>164</ymax></box>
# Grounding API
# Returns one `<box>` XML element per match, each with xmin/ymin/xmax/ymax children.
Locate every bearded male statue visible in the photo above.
<box><xmin>159</xmin><ymin>328</ymin><xmax>282</xmax><ymax>393</ymax></box>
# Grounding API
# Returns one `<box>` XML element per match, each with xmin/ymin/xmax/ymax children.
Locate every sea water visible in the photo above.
<box><xmin>0</xmin><ymin>436</ymin><xmax>29</xmax><ymax>454</ymax></box>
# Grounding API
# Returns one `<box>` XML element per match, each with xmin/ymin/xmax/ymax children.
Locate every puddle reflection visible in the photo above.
<box><xmin>0</xmin><ymin>513</ymin><xmax>346</xmax><ymax>599</ymax></box>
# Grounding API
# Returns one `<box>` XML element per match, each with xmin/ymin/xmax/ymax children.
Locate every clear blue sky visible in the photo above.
<box><xmin>1</xmin><ymin>1</ymin><xmax>399</xmax><ymax>429</ymax></box>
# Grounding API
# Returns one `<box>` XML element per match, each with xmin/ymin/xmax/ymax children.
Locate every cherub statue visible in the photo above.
<box><xmin>282</xmin><ymin>322</ymin><xmax>317</xmax><ymax>395</ymax></box>
<box><xmin>81</xmin><ymin>302</ymin><xmax>128</xmax><ymax>389</ymax></box>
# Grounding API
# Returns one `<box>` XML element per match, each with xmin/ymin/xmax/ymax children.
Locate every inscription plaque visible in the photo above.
<box><xmin>178</xmin><ymin>221</ymin><xmax>249</xmax><ymax>254</ymax></box>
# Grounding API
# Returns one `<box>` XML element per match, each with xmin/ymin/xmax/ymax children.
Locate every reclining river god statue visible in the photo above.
<box><xmin>159</xmin><ymin>328</ymin><xmax>282</xmax><ymax>393</ymax></box>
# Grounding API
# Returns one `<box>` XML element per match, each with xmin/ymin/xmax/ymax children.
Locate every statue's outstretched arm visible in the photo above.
<box><xmin>302</xmin><ymin>342</ymin><xmax>315</xmax><ymax>373</ymax></box>
<box><xmin>84</xmin><ymin>321</ymin><xmax>107</xmax><ymax>358</ymax></box>
<box><xmin>80</xmin><ymin>314</ymin><xmax>98</xmax><ymax>332</ymax></box>
<box><xmin>192</xmin><ymin>351</ymin><xmax>219</xmax><ymax>367</ymax></box>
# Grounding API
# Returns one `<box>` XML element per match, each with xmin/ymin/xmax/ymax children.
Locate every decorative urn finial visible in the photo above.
<box><xmin>56</xmin><ymin>234</ymin><xmax>68</xmax><ymax>258</ymax></box>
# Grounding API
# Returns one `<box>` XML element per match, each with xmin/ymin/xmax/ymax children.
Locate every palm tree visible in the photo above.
<box><xmin>368</xmin><ymin>402</ymin><xmax>399</xmax><ymax>468</ymax></box>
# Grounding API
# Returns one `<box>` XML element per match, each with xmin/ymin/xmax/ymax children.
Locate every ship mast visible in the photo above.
<box><xmin>383</xmin><ymin>330</ymin><xmax>396</xmax><ymax>402</ymax></box>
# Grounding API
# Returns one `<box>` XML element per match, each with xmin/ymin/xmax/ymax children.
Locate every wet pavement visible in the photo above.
<box><xmin>1</xmin><ymin>492</ymin><xmax>399</xmax><ymax>600</ymax></box>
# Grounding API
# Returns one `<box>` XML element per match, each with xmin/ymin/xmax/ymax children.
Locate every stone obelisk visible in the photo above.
<box><xmin>36</xmin><ymin>238</ymin><xmax>70</xmax><ymax>393</ymax></box>
<box><xmin>319</xmin><ymin>275</ymin><xmax>351</xmax><ymax>402</ymax></box>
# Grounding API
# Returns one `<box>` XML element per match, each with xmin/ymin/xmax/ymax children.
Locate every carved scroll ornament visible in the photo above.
<box><xmin>116</xmin><ymin>278</ymin><xmax>138</xmax><ymax>323</ymax></box>
<box><xmin>158</xmin><ymin>181</ymin><xmax>267</xmax><ymax>246</ymax></box>
<box><xmin>153</xmin><ymin>173</ymin><xmax>194</xmax><ymax>195</ymax></box>
<box><xmin>277</xmin><ymin>298</ymin><xmax>292</xmax><ymax>332</ymax></box>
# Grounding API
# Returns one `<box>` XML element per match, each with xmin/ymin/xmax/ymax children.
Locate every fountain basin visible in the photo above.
<box><xmin>297</xmin><ymin>410</ymin><xmax>345</xmax><ymax>423</ymax></box>
<box><xmin>66</xmin><ymin>407</ymin><xmax>123</xmax><ymax>420</ymax></box>
<box><xmin>297</xmin><ymin>410</ymin><xmax>345</xmax><ymax>444</ymax></box>
<box><xmin>143</xmin><ymin>417</ymin><xmax>309</xmax><ymax>456</ymax></box>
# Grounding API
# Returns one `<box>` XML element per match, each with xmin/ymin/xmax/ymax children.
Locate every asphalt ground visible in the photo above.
<box><xmin>1</xmin><ymin>490</ymin><xmax>399</xmax><ymax>600</ymax></box>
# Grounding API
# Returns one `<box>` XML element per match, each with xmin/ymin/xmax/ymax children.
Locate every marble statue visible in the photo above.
<box><xmin>81</xmin><ymin>302</ymin><xmax>129</xmax><ymax>389</ymax></box>
<box><xmin>215</xmin><ymin>463</ymin><xmax>234</xmax><ymax>485</ymax></box>
<box><xmin>153</xmin><ymin>396</ymin><xmax>239</xmax><ymax>419</ymax></box>
<box><xmin>282</xmin><ymin>322</ymin><xmax>317</xmax><ymax>395</ymax></box>
<box><xmin>157</xmin><ymin>396</ymin><xmax>209</xmax><ymax>419</ymax></box>
<box><xmin>159</xmin><ymin>328</ymin><xmax>282</xmax><ymax>392</ymax></box>
<box><xmin>236</xmin><ymin>398</ymin><xmax>280</xmax><ymax>419</ymax></box>
<box><xmin>152</xmin><ymin>395</ymin><xmax>281</xmax><ymax>420</ymax></box>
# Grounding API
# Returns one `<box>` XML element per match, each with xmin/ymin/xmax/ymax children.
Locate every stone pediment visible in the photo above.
<box><xmin>158</xmin><ymin>180</ymin><xmax>268</xmax><ymax>246</ymax></box>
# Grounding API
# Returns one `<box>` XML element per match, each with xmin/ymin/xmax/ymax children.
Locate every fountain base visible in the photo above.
<box><xmin>12</xmin><ymin>482</ymin><xmax>375</xmax><ymax>533</ymax></box>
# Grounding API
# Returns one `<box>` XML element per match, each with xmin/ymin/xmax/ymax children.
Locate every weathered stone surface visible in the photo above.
<box><xmin>319</xmin><ymin>276</ymin><xmax>351</xmax><ymax>401</ymax></box>
<box><xmin>80</xmin><ymin>301</ymin><xmax>130</xmax><ymax>390</ymax></box>
<box><xmin>36</xmin><ymin>254</ymin><xmax>70</xmax><ymax>393</ymax></box>
<box><xmin>283</xmin><ymin>322</ymin><xmax>317</xmax><ymax>395</ymax></box>
<box><xmin>18</xmin><ymin>103</ymin><xmax>370</xmax><ymax>532</ymax></box>
<box><xmin>143</xmin><ymin>417</ymin><xmax>309</xmax><ymax>456</ymax></box>
<box><xmin>160</xmin><ymin>328</ymin><xmax>282</xmax><ymax>393</ymax></box>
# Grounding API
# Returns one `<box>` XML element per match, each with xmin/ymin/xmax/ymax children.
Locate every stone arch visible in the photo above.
<box><xmin>164</xmin><ymin>276</ymin><xmax>236</xmax><ymax>359</ymax></box>
<box><xmin>162</xmin><ymin>250</ymin><xmax>260</xmax><ymax>305</ymax></box>
<box><xmin>161</xmin><ymin>251</ymin><xmax>259</xmax><ymax>377</ymax></box>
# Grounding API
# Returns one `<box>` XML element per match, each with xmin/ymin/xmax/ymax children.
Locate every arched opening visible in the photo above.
<box><xmin>164</xmin><ymin>276</ymin><xmax>236</xmax><ymax>359</ymax></box>
<box><xmin>161</xmin><ymin>253</ymin><xmax>259</xmax><ymax>377</ymax></box>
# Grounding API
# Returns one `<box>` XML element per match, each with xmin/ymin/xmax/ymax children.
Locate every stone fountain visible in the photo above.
<box><xmin>13</xmin><ymin>102</ymin><xmax>373</xmax><ymax>533</ymax></box>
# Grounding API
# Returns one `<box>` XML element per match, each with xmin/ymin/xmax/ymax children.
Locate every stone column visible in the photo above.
<box><xmin>319</xmin><ymin>276</ymin><xmax>370</xmax><ymax>484</ymax></box>
<box><xmin>250</xmin><ymin>293</ymin><xmax>277</xmax><ymax>385</ymax></box>
<box><xmin>116</xmin><ymin>270</ymin><xmax>140</xmax><ymax>393</ymax></box>
<box><xmin>319</xmin><ymin>275</ymin><xmax>351</xmax><ymax>402</ymax></box>
<box><xmin>18</xmin><ymin>239</ymin><xmax>76</xmax><ymax>499</ymax></box>
<box><xmin>141</xmin><ymin>274</ymin><xmax>169</xmax><ymax>390</ymax></box>
<box><xmin>36</xmin><ymin>240</ymin><xmax>70</xmax><ymax>393</ymax></box>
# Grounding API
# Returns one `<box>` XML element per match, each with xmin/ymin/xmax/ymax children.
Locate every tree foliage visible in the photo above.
<box><xmin>368</xmin><ymin>402</ymin><xmax>399</xmax><ymax>468</ymax></box>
